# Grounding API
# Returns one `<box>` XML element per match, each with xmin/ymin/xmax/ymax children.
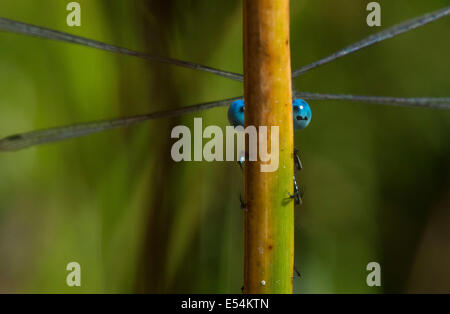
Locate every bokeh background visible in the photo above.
<box><xmin>0</xmin><ymin>0</ymin><xmax>449</xmax><ymax>293</ymax></box>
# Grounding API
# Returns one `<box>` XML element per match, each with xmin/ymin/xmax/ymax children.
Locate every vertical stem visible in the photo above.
<box><xmin>243</xmin><ymin>0</ymin><xmax>294</xmax><ymax>294</ymax></box>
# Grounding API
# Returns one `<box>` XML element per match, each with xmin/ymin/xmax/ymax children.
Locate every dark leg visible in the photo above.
<box><xmin>238</xmin><ymin>154</ymin><xmax>245</xmax><ymax>172</ymax></box>
<box><xmin>294</xmin><ymin>147</ymin><xmax>302</xmax><ymax>172</ymax></box>
<box><xmin>290</xmin><ymin>148</ymin><xmax>304</xmax><ymax>206</ymax></box>
<box><xmin>238</xmin><ymin>160</ymin><xmax>244</xmax><ymax>172</ymax></box>
<box><xmin>237</xmin><ymin>152</ymin><xmax>246</xmax><ymax>211</ymax></box>
<box><xmin>289</xmin><ymin>175</ymin><xmax>302</xmax><ymax>206</ymax></box>
<box><xmin>240</xmin><ymin>194</ymin><xmax>247</xmax><ymax>211</ymax></box>
<box><xmin>293</xmin><ymin>266</ymin><xmax>302</xmax><ymax>279</ymax></box>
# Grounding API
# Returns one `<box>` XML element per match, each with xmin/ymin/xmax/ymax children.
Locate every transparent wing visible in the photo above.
<box><xmin>2</xmin><ymin>91</ymin><xmax>449</xmax><ymax>152</ymax></box>
<box><xmin>292</xmin><ymin>6</ymin><xmax>450</xmax><ymax>78</ymax></box>
<box><xmin>295</xmin><ymin>92</ymin><xmax>450</xmax><ymax>110</ymax></box>
<box><xmin>0</xmin><ymin>96</ymin><xmax>241</xmax><ymax>152</ymax></box>
<box><xmin>0</xmin><ymin>17</ymin><xmax>244</xmax><ymax>82</ymax></box>
<box><xmin>2</xmin><ymin>6</ymin><xmax>449</xmax><ymax>82</ymax></box>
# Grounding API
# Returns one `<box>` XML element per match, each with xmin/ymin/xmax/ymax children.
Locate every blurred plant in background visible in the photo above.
<box><xmin>0</xmin><ymin>0</ymin><xmax>448</xmax><ymax>293</ymax></box>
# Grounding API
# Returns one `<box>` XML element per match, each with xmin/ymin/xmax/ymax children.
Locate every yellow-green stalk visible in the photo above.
<box><xmin>243</xmin><ymin>0</ymin><xmax>294</xmax><ymax>294</ymax></box>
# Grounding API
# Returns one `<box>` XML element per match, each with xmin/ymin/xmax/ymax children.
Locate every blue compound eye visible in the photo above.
<box><xmin>228</xmin><ymin>99</ymin><xmax>245</xmax><ymax>127</ymax></box>
<box><xmin>229</xmin><ymin>98</ymin><xmax>311</xmax><ymax>131</ymax></box>
<box><xmin>292</xmin><ymin>99</ymin><xmax>312</xmax><ymax>130</ymax></box>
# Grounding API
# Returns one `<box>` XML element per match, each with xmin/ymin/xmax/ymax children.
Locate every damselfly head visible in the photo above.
<box><xmin>292</xmin><ymin>99</ymin><xmax>312</xmax><ymax>130</ymax></box>
<box><xmin>228</xmin><ymin>98</ymin><xmax>312</xmax><ymax>131</ymax></box>
<box><xmin>227</xmin><ymin>100</ymin><xmax>245</xmax><ymax>127</ymax></box>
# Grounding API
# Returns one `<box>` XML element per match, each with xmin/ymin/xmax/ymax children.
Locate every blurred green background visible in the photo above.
<box><xmin>0</xmin><ymin>0</ymin><xmax>449</xmax><ymax>293</ymax></box>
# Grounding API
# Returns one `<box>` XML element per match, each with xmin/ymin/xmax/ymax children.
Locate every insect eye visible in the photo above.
<box><xmin>296</xmin><ymin>115</ymin><xmax>308</xmax><ymax>121</ymax></box>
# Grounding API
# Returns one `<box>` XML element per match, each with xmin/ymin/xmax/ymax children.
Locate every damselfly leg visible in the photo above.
<box><xmin>294</xmin><ymin>147</ymin><xmax>302</xmax><ymax>171</ymax></box>
<box><xmin>239</xmin><ymin>194</ymin><xmax>247</xmax><ymax>211</ymax></box>
<box><xmin>289</xmin><ymin>175</ymin><xmax>303</xmax><ymax>206</ymax></box>
<box><xmin>289</xmin><ymin>148</ymin><xmax>304</xmax><ymax>206</ymax></box>
<box><xmin>293</xmin><ymin>266</ymin><xmax>302</xmax><ymax>279</ymax></box>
